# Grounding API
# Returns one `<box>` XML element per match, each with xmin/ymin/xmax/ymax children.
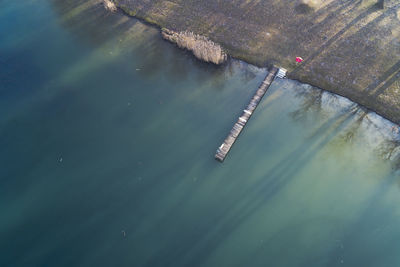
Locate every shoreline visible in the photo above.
<box><xmin>112</xmin><ymin>0</ymin><xmax>400</xmax><ymax>126</ymax></box>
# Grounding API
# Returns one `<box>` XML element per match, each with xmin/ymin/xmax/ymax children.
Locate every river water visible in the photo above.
<box><xmin>1</xmin><ymin>1</ymin><xmax>400</xmax><ymax>266</ymax></box>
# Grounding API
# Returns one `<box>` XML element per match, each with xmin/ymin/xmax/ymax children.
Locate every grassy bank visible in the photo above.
<box><xmin>113</xmin><ymin>0</ymin><xmax>400</xmax><ymax>125</ymax></box>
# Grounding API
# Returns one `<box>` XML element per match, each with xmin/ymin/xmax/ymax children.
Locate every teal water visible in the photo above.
<box><xmin>1</xmin><ymin>1</ymin><xmax>400</xmax><ymax>266</ymax></box>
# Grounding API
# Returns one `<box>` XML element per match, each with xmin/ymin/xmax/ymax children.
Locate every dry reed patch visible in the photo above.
<box><xmin>103</xmin><ymin>0</ymin><xmax>117</xmax><ymax>12</ymax></box>
<box><xmin>161</xmin><ymin>29</ymin><xmax>227</xmax><ymax>65</ymax></box>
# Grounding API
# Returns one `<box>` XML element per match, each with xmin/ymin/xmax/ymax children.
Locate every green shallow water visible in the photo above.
<box><xmin>1</xmin><ymin>1</ymin><xmax>400</xmax><ymax>266</ymax></box>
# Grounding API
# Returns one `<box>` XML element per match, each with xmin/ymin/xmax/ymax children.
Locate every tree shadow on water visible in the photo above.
<box><xmin>151</xmin><ymin>108</ymin><xmax>360</xmax><ymax>267</ymax></box>
<box><xmin>290</xmin><ymin>88</ymin><xmax>324</xmax><ymax>122</ymax></box>
<box><xmin>321</xmin><ymin>171</ymin><xmax>400</xmax><ymax>267</ymax></box>
<box><xmin>336</xmin><ymin>108</ymin><xmax>368</xmax><ymax>143</ymax></box>
<box><xmin>377</xmin><ymin>136</ymin><xmax>400</xmax><ymax>169</ymax></box>
<box><xmin>48</xmin><ymin>0</ymin><xmax>138</xmax><ymax>47</ymax></box>
<box><xmin>290</xmin><ymin>81</ymin><xmax>400</xmax><ymax>172</ymax></box>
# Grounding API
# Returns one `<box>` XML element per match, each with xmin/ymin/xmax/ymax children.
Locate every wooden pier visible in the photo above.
<box><xmin>215</xmin><ymin>67</ymin><xmax>280</xmax><ymax>162</ymax></box>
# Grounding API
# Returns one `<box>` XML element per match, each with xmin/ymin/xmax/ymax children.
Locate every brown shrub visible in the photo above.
<box><xmin>161</xmin><ymin>29</ymin><xmax>227</xmax><ymax>65</ymax></box>
<box><xmin>103</xmin><ymin>0</ymin><xmax>117</xmax><ymax>12</ymax></box>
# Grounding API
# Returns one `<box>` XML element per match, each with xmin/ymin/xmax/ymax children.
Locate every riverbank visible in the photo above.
<box><xmin>2</xmin><ymin>1</ymin><xmax>400</xmax><ymax>266</ymax></box>
<box><xmin>113</xmin><ymin>0</ymin><xmax>400</xmax><ymax>125</ymax></box>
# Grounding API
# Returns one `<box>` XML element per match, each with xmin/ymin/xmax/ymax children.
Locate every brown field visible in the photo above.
<box><xmin>113</xmin><ymin>0</ymin><xmax>400</xmax><ymax>124</ymax></box>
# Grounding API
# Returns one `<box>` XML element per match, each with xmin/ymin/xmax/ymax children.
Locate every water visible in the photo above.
<box><xmin>1</xmin><ymin>1</ymin><xmax>400</xmax><ymax>266</ymax></box>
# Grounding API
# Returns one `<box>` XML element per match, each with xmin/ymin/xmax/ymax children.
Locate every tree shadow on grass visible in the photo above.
<box><xmin>298</xmin><ymin>0</ymin><xmax>361</xmax><ymax>22</ymax></box>
<box><xmin>367</xmin><ymin>60</ymin><xmax>400</xmax><ymax>98</ymax></box>
<box><xmin>291</xmin><ymin>3</ymin><xmax>394</xmax><ymax>75</ymax></box>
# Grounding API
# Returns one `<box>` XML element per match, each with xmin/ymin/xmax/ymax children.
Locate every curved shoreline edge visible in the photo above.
<box><xmin>112</xmin><ymin>1</ymin><xmax>400</xmax><ymax>127</ymax></box>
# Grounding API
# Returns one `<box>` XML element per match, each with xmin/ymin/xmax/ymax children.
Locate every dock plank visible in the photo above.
<box><xmin>215</xmin><ymin>67</ymin><xmax>278</xmax><ymax>162</ymax></box>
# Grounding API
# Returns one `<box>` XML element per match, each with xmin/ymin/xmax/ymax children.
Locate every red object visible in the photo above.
<box><xmin>296</xmin><ymin>57</ymin><xmax>304</xmax><ymax>63</ymax></box>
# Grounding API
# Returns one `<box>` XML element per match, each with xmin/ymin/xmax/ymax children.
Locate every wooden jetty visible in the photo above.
<box><xmin>215</xmin><ymin>67</ymin><xmax>282</xmax><ymax>162</ymax></box>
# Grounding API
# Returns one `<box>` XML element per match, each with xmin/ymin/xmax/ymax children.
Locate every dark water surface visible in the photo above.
<box><xmin>1</xmin><ymin>1</ymin><xmax>400</xmax><ymax>266</ymax></box>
